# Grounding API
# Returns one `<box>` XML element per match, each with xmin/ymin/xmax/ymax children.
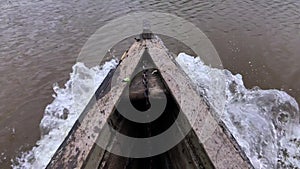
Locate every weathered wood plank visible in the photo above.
<box><xmin>47</xmin><ymin>41</ymin><xmax>145</xmax><ymax>169</ymax></box>
<box><xmin>146</xmin><ymin>38</ymin><xmax>253</xmax><ymax>169</ymax></box>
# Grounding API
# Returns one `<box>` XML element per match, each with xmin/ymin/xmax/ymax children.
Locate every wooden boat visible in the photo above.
<box><xmin>47</xmin><ymin>33</ymin><xmax>253</xmax><ymax>169</ymax></box>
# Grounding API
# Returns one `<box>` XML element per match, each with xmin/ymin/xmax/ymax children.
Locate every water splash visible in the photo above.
<box><xmin>176</xmin><ymin>53</ymin><xmax>300</xmax><ymax>169</ymax></box>
<box><xmin>13</xmin><ymin>59</ymin><xmax>118</xmax><ymax>169</ymax></box>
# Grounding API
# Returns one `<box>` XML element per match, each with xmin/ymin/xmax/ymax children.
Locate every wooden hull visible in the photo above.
<box><xmin>47</xmin><ymin>37</ymin><xmax>253</xmax><ymax>169</ymax></box>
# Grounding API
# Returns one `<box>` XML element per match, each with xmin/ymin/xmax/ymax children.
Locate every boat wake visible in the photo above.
<box><xmin>13</xmin><ymin>60</ymin><xmax>118</xmax><ymax>169</ymax></box>
<box><xmin>176</xmin><ymin>53</ymin><xmax>300</xmax><ymax>169</ymax></box>
<box><xmin>14</xmin><ymin>53</ymin><xmax>299</xmax><ymax>169</ymax></box>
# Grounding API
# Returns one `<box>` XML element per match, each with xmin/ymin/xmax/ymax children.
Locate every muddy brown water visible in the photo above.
<box><xmin>0</xmin><ymin>0</ymin><xmax>300</xmax><ymax>168</ymax></box>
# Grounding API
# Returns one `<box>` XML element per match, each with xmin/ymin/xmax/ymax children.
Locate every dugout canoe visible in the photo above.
<box><xmin>47</xmin><ymin>34</ymin><xmax>254</xmax><ymax>169</ymax></box>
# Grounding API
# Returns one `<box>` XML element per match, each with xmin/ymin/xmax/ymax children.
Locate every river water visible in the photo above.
<box><xmin>0</xmin><ymin>0</ymin><xmax>300</xmax><ymax>168</ymax></box>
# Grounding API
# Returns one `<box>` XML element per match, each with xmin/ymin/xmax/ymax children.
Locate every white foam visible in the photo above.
<box><xmin>14</xmin><ymin>59</ymin><xmax>118</xmax><ymax>169</ymax></box>
<box><xmin>176</xmin><ymin>53</ymin><xmax>300</xmax><ymax>169</ymax></box>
